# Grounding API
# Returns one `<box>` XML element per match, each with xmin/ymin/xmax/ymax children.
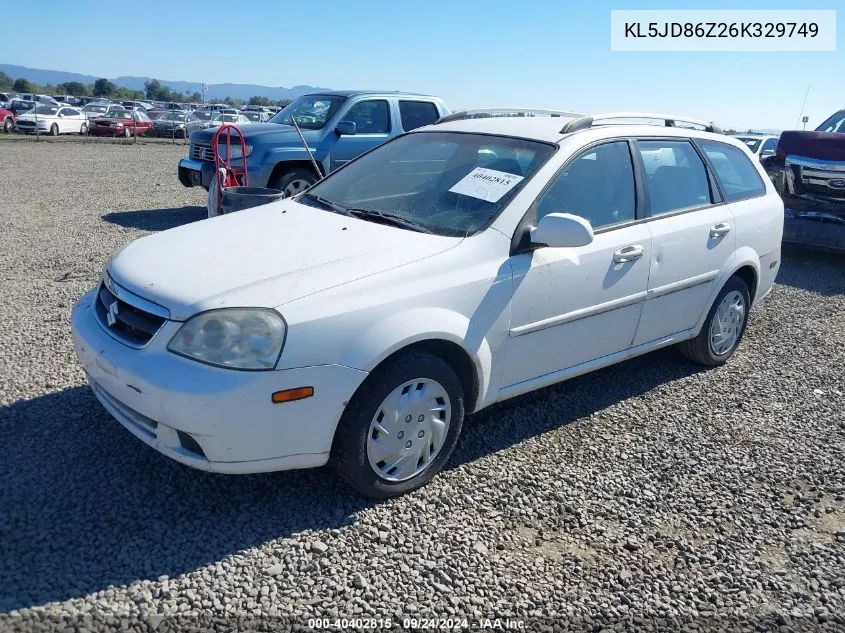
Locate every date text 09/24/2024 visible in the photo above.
<box><xmin>307</xmin><ymin>617</ymin><xmax>525</xmax><ymax>630</ymax></box>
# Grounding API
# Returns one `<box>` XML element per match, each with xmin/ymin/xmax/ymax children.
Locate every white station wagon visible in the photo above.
<box><xmin>71</xmin><ymin>110</ymin><xmax>784</xmax><ymax>497</ymax></box>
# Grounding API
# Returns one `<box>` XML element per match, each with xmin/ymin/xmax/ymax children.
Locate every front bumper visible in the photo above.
<box><xmin>178</xmin><ymin>158</ymin><xmax>216</xmax><ymax>188</ymax></box>
<box><xmin>71</xmin><ymin>290</ymin><xmax>368</xmax><ymax>473</ymax></box>
<box><xmin>783</xmin><ymin>209</ymin><xmax>845</xmax><ymax>254</ymax></box>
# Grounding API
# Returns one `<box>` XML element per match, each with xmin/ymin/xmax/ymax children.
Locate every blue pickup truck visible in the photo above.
<box><xmin>178</xmin><ymin>91</ymin><xmax>450</xmax><ymax>197</ymax></box>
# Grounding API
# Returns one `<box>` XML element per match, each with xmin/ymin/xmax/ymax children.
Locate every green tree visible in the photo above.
<box><xmin>13</xmin><ymin>78</ymin><xmax>34</xmax><ymax>93</ymax></box>
<box><xmin>248</xmin><ymin>95</ymin><xmax>271</xmax><ymax>106</ymax></box>
<box><xmin>93</xmin><ymin>78</ymin><xmax>116</xmax><ymax>97</ymax></box>
<box><xmin>144</xmin><ymin>79</ymin><xmax>163</xmax><ymax>100</ymax></box>
<box><xmin>0</xmin><ymin>71</ymin><xmax>12</xmax><ymax>90</ymax></box>
<box><xmin>58</xmin><ymin>81</ymin><xmax>88</xmax><ymax>96</ymax></box>
<box><xmin>276</xmin><ymin>99</ymin><xmax>292</xmax><ymax>108</ymax></box>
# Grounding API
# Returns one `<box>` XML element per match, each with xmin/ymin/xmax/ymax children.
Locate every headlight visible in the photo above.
<box><xmin>216</xmin><ymin>144</ymin><xmax>253</xmax><ymax>160</ymax></box>
<box><xmin>168</xmin><ymin>308</ymin><xmax>286</xmax><ymax>370</ymax></box>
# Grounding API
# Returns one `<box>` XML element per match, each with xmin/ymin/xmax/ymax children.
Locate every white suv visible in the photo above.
<box><xmin>71</xmin><ymin>110</ymin><xmax>783</xmax><ymax>497</ymax></box>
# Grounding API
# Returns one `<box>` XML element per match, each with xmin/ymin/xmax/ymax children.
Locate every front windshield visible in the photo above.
<box><xmin>736</xmin><ymin>137</ymin><xmax>761</xmax><ymax>152</ymax></box>
<box><xmin>84</xmin><ymin>105</ymin><xmax>106</xmax><ymax>113</ymax></box>
<box><xmin>268</xmin><ymin>95</ymin><xmax>346</xmax><ymax>129</ymax></box>
<box><xmin>110</xmin><ymin>111</ymin><xmax>132</xmax><ymax>120</ymax></box>
<box><xmin>302</xmin><ymin>131</ymin><xmax>555</xmax><ymax>236</ymax></box>
<box><xmin>32</xmin><ymin>105</ymin><xmax>59</xmax><ymax>115</ymax></box>
<box><xmin>816</xmin><ymin>110</ymin><xmax>845</xmax><ymax>133</ymax></box>
<box><xmin>194</xmin><ymin>112</ymin><xmax>211</xmax><ymax>121</ymax></box>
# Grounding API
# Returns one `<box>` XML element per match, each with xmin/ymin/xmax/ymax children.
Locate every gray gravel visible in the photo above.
<box><xmin>1</xmin><ymin>138</ymin><xmax>844</xmax><ymax>632</ymax></box>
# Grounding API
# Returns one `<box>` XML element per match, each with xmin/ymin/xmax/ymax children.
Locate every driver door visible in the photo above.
<box><xmin>502</xmin><ymin>140</ymin><xmax>652</xmax><ymax>387</ymax></box>
<box><xmin>329</xmin><ymin>100</ymin><xmax>393</xmax><ymax>172</ymax></box>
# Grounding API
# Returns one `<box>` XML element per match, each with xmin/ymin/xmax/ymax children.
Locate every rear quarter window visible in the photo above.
<box><xmin>399</xmin><ymin>101</ymin><xmax>440</xmax><ymax>131</ymax></box>
<box><xmin>698</xmin><ymin>140</ymin><xmax>766</xmax><ymax>202</ymax></box>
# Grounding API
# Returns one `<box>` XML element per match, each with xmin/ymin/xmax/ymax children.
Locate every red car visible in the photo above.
<box><xmin>88</xmin><ymin>110</ymin><xmax>153</xmax><ymax>137</ymax></box>
<box><xmin>1</xmin><ymin>108</ymin><xmax>14</xmax><ymax>133</ymax></box>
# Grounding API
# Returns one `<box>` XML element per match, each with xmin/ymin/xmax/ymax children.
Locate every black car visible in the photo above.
<box><xmin>149</xmin><ymin>112</ymin><xmax>204</xmax><ymax>138</ymax></box>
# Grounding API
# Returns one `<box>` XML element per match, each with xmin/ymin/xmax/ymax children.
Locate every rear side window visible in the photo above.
<box><xmin>637</xmin><ymin>140</ymin><xmax>712</xmax><ymax>216</ymax></box>
<box><xmin>698</xmin><ymin>140</ymin><xmax>766</xmax><ymax>202</ymax></box>
<box><xmin>399</xmin><ymin>101</ymin><xmax>440</xmax><ymax>131</ymax></box>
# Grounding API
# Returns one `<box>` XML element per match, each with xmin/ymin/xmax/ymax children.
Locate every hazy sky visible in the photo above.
<box><xmin>4</xmin><ymin>0</ymin><xmax>843</xmax><ymax>130</ymax></box>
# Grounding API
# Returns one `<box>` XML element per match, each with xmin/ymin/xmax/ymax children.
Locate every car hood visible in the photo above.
<box><xmin>190</xmin><ymin>123</ymin><xmax>317</xmax><ymax>144</ymax></box>
<box><xmin>777</xmin><ymin>130</ymin><xmax>845</xmax><ymax>162</ymax></box>
<box><xmin>108</xmin><ymin>199</ymin><xmax>462</xmax><ymax>321</ymax></box>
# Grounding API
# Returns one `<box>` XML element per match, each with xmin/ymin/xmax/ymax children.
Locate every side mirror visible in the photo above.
<box><xmin>530</xmin><ymin>212</ymin><xmax>594</xmax><ymax>248</ymax></box>
<box><xmin>335</xmin><ymin>120</ymin><xmax>357</xmax><ymax>136</ymax></box>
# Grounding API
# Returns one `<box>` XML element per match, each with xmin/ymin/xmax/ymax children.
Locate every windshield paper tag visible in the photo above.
<box><xmin>449</xmin><ymin>167</ymin><xmax>524</xmax><ymax>203</ymax></box>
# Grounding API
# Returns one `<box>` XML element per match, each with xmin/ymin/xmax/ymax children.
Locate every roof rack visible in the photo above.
<box><xmin>436</xmin><ymin>108</ymin><xmax>583</xmax><ymax>124</ymax></box>
<box><xmin>560</xmin><ymin>112</ymin><xmax>723</xmax><ymax>135</ymax></box>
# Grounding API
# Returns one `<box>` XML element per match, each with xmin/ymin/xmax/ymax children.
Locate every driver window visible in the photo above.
<box><xmin>342</xmin><ymin>100</ymin><xmax>390</xmax><ymax>134</ymax></box>
<box><xmin>536</xmin><ymin>141</ymin><xmax>636</xmax><ymax>230</ymax></box>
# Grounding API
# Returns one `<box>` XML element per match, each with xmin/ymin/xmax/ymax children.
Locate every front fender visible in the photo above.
<box><xmin>336</xmin><ymin>307</ymin><xmax>494</xmax><ymax>412</ymax></box>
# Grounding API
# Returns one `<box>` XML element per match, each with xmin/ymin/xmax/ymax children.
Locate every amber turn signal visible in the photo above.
<box><xmin>271</xmin><ymin>386</ymin><xmax>314</xmax><ymax>403</ymax></box>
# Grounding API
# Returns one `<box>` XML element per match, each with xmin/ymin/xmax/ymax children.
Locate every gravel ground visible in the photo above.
<box><xmin>1</xmin><ymin>139</ymin><xmax>844</xmax><ymax>632</ymax></box>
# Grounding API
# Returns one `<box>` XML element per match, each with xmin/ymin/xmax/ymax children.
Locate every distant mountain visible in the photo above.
<box><xmin>0</xmin><ymin>64</ymin><xmax>329</xmax><ymax>101</ymax></box>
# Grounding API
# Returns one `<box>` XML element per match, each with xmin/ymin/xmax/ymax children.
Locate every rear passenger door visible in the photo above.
<box><xmin>631</xmin><ymin>138</ymin><xmax>735</xmax><ymax>346</ymax></box>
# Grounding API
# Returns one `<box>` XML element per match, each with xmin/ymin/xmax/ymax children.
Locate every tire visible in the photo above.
<box><xmin>50</xmin><ymin>123</ymin><xmax>59</xmax><ymax>137</ymax></box>
<box><xmin>332</xmin><ymin>352</ymin><xmax>465</xmax><ymax>498</ymax></box>
<box><xmin>679</xmin><ymin>275</ymin><xmax>751</xmax><ymax>366</ymax></box>
<box><xmin>123</xmin><ymin>126</ymin><xmax>132</xmax><ymax>138</ymax></box>
<box><xmin>79</xmin><ymin>123</ymin><xmax>88</xmax><ymax>135</ymax></box>
<box><xmin>268</xmin><ymin>167</ymin><xmax>318</xmax><ymax>198</ymax></box>
<box><xmin>3</xmin><ymin>117</ymin><xmax>12</xmax><ymax>133</ymax></box>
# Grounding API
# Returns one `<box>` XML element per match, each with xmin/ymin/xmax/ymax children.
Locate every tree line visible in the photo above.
<box><xmin>0</xmin><ymin>72</ymin><xmax>291</xmax><ymax>107</ymax></box>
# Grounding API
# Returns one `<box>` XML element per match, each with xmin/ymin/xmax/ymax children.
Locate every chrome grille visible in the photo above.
<box><xmin>190</xmin><ymin>143</ymin><xmax>214</xmax><ymax>161</ymax></box>
<box><xmin>94</xmin><ymin>278</ymin><xmax>167</xmax><ymax>347</ymax></box>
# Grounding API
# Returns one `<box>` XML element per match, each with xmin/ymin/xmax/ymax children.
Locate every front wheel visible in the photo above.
<box><xmin>268</xmin><ymin>167</ymin><xmax>317</xmax><ymax>198</ymax></box>
<box><xmin>3</xmin><ymin>117</ymin><xmax>12</xmax><ymax>133</ymax></box>
<box><xmin>332</xmin><ymin>353</ymin><xmax>465</xmax><ymax>498</ymax></box>
<box><xmin>79</xmin><ymin>123</ymin><xmax>88</xmax><ymax>135</ymax></box>
<box><xmin>50</xmin><ymin>123</ymin><xmax>59</xmax><ymax>136</ymax></box>
<box><xmin>679</xmin><ymin>276</ymin><xmax>751</xmax><ymax>366</ymax></box>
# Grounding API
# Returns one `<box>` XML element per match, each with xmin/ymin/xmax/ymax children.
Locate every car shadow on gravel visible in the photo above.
<box><xmin>101</xmin><ymin>206</ymin><xmax>206</xmax><ymax>232</ymax></box>
<box><xmin>0</xmin><ymin>347</ymin><xmax>703</xmax><ymax>612</ymax></box>
<box><xmin>777</xmin><ymin>246</ymin><xmax>844</xmax><ymax>296</ymax></box>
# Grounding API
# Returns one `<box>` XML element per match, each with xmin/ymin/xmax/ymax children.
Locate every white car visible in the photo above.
<box><xmin>15</xmin><ymin>104</ymin><xmax>89</xmax><ymax>135</ymax></box>
<box><xmin>71</xmin><ymin>110</ymin><xmax>783</xmax><ymax>497</ymax></box>
<box><xmin>734</xmin><ymin>134</ymin><xmax>780</xmax><ymax>160</ymax></box>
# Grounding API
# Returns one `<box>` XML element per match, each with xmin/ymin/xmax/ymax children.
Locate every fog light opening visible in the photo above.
<box><xmin>177</xmin><ymin>430</ymin><xmax>206</xmax><ymax>458</ymax></box>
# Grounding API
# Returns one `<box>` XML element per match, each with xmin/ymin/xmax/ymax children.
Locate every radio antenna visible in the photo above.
<box><xmin>796</xmin><ymin>83</ymin><xmax>811</xmax><ymax>129</ymax></box>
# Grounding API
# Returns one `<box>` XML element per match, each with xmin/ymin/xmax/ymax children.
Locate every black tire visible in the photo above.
<box><xmin>332</xmin><ymin>352</ymin><xmax>465</xmax><ymax>498</ymax></box>
<box><xmin>123</xmin><ymin>126</ymin><xmax>132</xmax><ymax>138</ymax></box>
<box><xmin>3</xmin><ymin>117</ymin><xmax>12</xmax><ymax>133</ymax></box>
<box><xmin>679</xmin><ymin>275</ymin><xmax>751</xmax><ymax>366</ymax></box>
<box><xmin>268</xmin><ymin>167</ymin><xmax>317</xmax><ymax>197</ymax></box>
<box><xmin>50</xmin><ymin>123</ymin><xmax>59</xmax><ymax>137</ymax></box>
<box><xmin>79</xmin><ymin>123</ymin><xmax>87</xmax><ymax>135</ymax></box>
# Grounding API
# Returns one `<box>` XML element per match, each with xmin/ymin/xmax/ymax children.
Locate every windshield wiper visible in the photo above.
<box><xmin>347</xmin><ymin>208</ymin><xmax>433</xmax><ymax>234</ymax></box>
<box><xmin>298</xmin><ymin>193</ymin><xmax>351</xmax><ymax>216</ymax></box>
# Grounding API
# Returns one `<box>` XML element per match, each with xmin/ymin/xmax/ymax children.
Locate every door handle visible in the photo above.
<box><xmin>613</xmin><ymin>244</ymin><xmax>644</xmax><ymax>263</ymax></box>
<box><xmin>710</xmin><ymin>222</ymin><xmax>731</xmax><ymax>238</ymax></box>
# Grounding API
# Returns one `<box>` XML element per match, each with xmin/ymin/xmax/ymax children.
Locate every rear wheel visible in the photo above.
<box><xmin>268</xmin><ymin>167</ymin><xmax>317</xmax><ymax>197</ymax></box>
<box><xmin>3</xmin><ymin>117</ymin><xmax>12</xmax><ymax>133</ymax></box>
<box><xmin>332</xmin><ymin>353</ymin><xmax>465</xmax><ymax>498</ymax></box>
<box><xmin>50</xmin><ymin>123</ymin><xmax>59</xmax><ymax>136</ymax></box>
<box><xmin>123</xmin><ymin>126</ymin><xmax>132</xmax><ymax>138</ymax></box>
<box><xmin>679</xmin><ymin>276</ymin><xmax>751</xmax><ymax>366</ymax></box>
<box><xmin>79</xmin><ymin>123</ymin><xmax>88</xmax><ymax>135</ymax></box>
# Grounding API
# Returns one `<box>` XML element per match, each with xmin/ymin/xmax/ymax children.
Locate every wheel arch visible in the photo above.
<box><xmin>692</xmin><ymin>250</ymin><xmax>761</xmax><ymax>336</ymax></box>
<box><xmin>268</xmin><ymin>159</ymin><xmax>324</xmax><ymax>188</ymax></box>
